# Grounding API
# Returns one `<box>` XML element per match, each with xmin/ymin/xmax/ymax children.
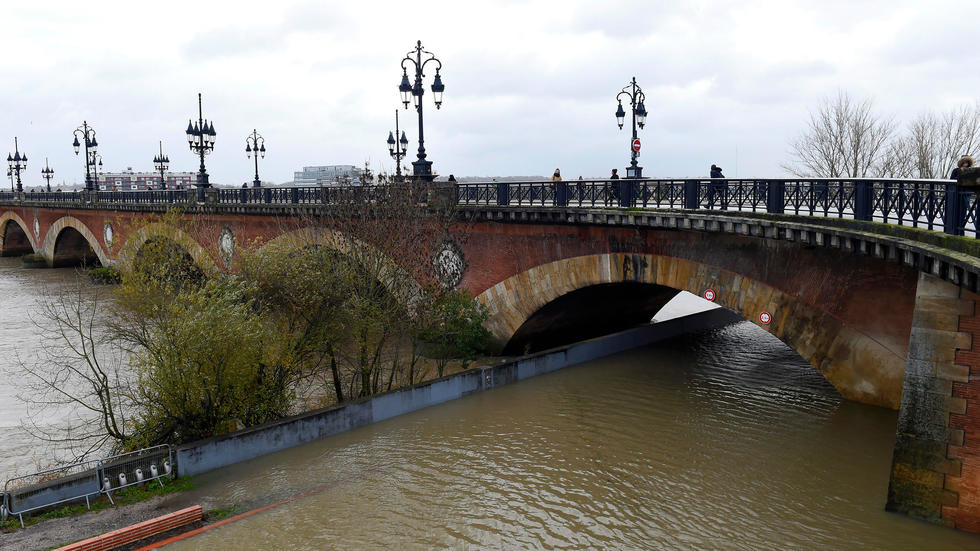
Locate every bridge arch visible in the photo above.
<box><xmin>40</xmin><ymin>216</ymin><xmax>109</xmax><ymax>267</ymax></box>
<box><xmin>116</xmin><ymin>222</ymin><xmax>219</xmax><ymax>275</ymax></box>
<box><xmin>476</xmin><ymin>253</ymin><xmax>906</xmax><ymax>409</ymax></box>
<box><xmin>0</xmin><ymin>211</ymin><xmax>38</xmax><ymax>256</ymax></box>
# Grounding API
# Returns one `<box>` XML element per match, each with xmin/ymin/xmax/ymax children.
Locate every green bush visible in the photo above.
<box><xmin>88</xmin><ymin>266</ymin><xmax>122</xmax><ymax>285</ymax></box>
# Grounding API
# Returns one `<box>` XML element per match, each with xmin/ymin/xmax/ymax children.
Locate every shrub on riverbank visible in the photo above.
<box><xmin>88</xmin><ymin>266</ymin><xmax>121</xmax><ymax>284</ymax></box>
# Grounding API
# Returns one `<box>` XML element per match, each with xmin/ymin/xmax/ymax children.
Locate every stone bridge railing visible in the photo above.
<box><xmin>2</xmin><ymin>176</ymin><xmax>980</xmax><ymax>237</ymax></box>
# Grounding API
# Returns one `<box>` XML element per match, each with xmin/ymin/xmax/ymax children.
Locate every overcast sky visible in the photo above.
<box><xmin>1</xmin><ymin>0</ymin><xmax>978</xmax><ymax>186</ymax></box>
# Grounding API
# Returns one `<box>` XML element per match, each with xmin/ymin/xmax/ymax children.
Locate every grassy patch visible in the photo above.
<box><xmin>206</xmin><ymin>505</ymin><xmax>242</xmax><ymax>521</ymax></box>
<box><xmin>0</xmin><ymin>476</ymin><xmax>195</xmax><ymax>533</ymax></box>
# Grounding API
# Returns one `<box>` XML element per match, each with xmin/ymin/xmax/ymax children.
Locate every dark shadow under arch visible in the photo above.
<box><xmin>52</xmin><ymin>227</ymin><xmax>101</xmax><ymax>268</ymax></box>
<box><xmin>1</xmin><ymin>220</ymin><xmax>33</xmax><ymax>256</ymax></box>
<box><xmin>134</xmin><ymin>237</ymin><xmax>205</xmax><ymax>288</ymax></box>
<box><xmin>503</xmin><ymin>282</ymin><xmax>681</xmax><ymax>355</ymax></box>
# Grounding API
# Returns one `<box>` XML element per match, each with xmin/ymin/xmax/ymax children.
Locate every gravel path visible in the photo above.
<box><xmin>0</xmin><ymin>491</ymin><xmax>207</xmax><ymax>551</ymax></box>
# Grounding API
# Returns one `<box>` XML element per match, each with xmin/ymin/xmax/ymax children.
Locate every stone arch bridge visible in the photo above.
<box><xmin>2</xmin><ymin>184</ymin><xmax>980</xmax><ymax>533</ymax></box>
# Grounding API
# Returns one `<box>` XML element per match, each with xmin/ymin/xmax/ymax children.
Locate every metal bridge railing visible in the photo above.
<box><xmin>1</xmin><ymin>445</ymin><xmax>173</xmax><ymax>527</ymax></box>
<box><xmin>2</xmin><ymin>178</ymin><xmax>977</xmax><ymax>237</ymax></box>
<box><xmin>456</xmin><ymin>178</ymin><xmax>977</xmax><ymax>238</ymax></box>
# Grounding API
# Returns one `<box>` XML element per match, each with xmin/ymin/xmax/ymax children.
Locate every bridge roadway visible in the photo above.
<box><xmin>2</xmin><ymin>176</ymin><xmax>980</xmax><ymax>533</ymax></box>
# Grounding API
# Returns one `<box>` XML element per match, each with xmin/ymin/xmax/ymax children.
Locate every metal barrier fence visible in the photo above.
<box><xmin>2</xmin><ymin>178</ymin><xmax>977</xmax><ymax>237</ymax></box>
<box><xmin>2</xmin><ymin>445</ymin><xmax>172</xmax><ymax>527</ymax></box>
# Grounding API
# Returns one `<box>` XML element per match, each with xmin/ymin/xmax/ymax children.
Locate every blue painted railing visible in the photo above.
<box><xmin>0</xmin><ymin>178</ymin><xmax>976</xmax><ymax>237</ymax></box>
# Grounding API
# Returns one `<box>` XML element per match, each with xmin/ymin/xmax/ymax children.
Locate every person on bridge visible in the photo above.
<box><xmin>608</xmin><ymin>168</ymin><xmax>620</xmax><ymax>202</ymax></box>
<box><xmin>951</xmin><ymin>156</ymin><xmax>974</xmax><ymax>179</ymax></box>
<box><xmin>707</xmin><ymin>164</ymin><xmax>727</xmax><ymax>207</ymax></box>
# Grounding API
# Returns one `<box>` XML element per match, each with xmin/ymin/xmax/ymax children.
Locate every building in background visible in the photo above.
<box><xmin>97</xmin><ymin>167</ymin><xmax>197</xmax><ymax>191</ymax></box>
<box><xmin>292</xmin><ymin>165</ymin><xmax>364</xmax><ymax>186</ymax></box>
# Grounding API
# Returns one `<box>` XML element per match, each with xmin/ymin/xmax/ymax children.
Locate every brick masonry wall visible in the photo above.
<box><xmin>888</xmin><ymin>273</ymin><xmax>977</xmax><ymax>529</ymax></box>
<box><xmin>945</xmin><ymin>288</ymin><xmax>980</xmax><ymax>530</ymax></box>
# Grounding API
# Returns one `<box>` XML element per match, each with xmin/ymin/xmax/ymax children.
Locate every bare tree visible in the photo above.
<box><xmin>896</xmin><ymin>104</ymin><xmax>980</xmax><ymax>179</ymax></box>
<box><xmin>10</xmin><ymin>277</ymin><xmax>134</xmax><ymax>462</ymax></box>
<box><xmin>783</xmin><ymin>91</ymin><xmax>895</xmax><ymax>178</ymax></box>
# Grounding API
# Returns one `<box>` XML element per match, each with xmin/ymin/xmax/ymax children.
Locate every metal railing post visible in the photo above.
<box><xmin>944</xmin><ymin>181</ymin><xmax>964</xmax><ymax>235</ymax></box>
<box><xmin>684</xmin><ymin>180</ymin><xmax>699</xmax><ymax>209</ymax></box>
<box><xmin>556</xmin><ymin>181</ymin><xmax>568</xmax><ymax>207</ymax></box>
<box><xmin>619</xmin><ymin>179</ymin><xmax>633</xmax><ymax>208</ymax></box>
<box><xmin>496</xmin><ymin>182</ymin><xmax>509</xmax><ymax>206</ymax></box>
<box><xmin>766</xmin><ymin>180</ymin><xmax>785</xmax><ymax>214</ymax></box>
<box><xmin>854</xmin><ymin>180</ymin><xmax>873</xmax><ymax>221</ymax></box>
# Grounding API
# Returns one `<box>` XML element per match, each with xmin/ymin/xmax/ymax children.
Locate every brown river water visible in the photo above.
<box><xmin>167</xmin><ymin>324</ymin><xmax>980</xmax><ymax>550</ymax></box>
<box><xmin>2</xmin><ymin>257</ymin><xmax>979</xmax><ymax>549</ymax></box>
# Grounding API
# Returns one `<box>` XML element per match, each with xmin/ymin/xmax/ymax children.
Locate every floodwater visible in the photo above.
<box><xmin>167</xmin><ymin>322</ymin><xmax>980</xmax><ymax>550</ymax></box>
<box><xmin>0</xmin><ymin>257</ymin><xmax>103</xmax><ymax>477</ymax></box>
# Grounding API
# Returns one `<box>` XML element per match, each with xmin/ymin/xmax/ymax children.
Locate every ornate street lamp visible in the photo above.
<box><xmin>386</xmin><ymin>110</ymin><xmax>409</xmax><ymax>180</ymax></box>
<box><xmin>6</xmin><ymin>137</ymin><xmax>27</xmax><ymax>193</ymax></box>
<box><xmin>185</xmin><ymin>93</ymin><xmax>216</xmax><ymax>187</ymax></box>
<box><xmin>72</xmin><ymin>121</ymin><xmax>99</xmax><ymax>191</ymax></box>
<box><xmin>153</xmin><ymin>141</ymin><xmax>170</xmax><ymax>190</ymax></box>
<box><xmin>398</xmin><ymin>40</ymin><xmax>444</xmax><ymax>182</ymax></box>
<box><xmin>245</xmin><ymin>129</ymin><xmax>265</xmax><ymax>188</ymax></box>
<box><xmin>92</xmin><ymin>155</ymin><xmax>103</xmax><ymax>188</ymax></box>
<box><xmin>41</xmin><ymin>158</ymin><xmax>54</xmax><ymax>192</ymax></box>
<box><xmin>615</xmin><ymin>77</ymin><xmax>647</xmax><ymax>178</ymax></box>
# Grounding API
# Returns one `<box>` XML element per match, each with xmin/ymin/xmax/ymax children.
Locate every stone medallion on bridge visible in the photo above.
<box><xmin>433</xmin><ymin>239</ymin><xmax>465</xmax><ymax>288</ymax></box>
<box><xmin>219</xmin><ymin>227</ymin><xmax>235</xmax><ymax>265</ymax></box>
<box><xmin>104</xmin><ymin>223</ymin><xmax>114</xmax><ymax>249</ymax></box>
<box><xmin>33</xmin><ymin>214</ymin><xmax>39</xmax><ymax>240</ymax></box>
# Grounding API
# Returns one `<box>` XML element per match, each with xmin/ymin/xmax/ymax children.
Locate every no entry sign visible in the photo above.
<box><xmin>703</xmin><ymin>289</ymin><xmax>715</xmax><ymax>302</ymax></box>
<box><xmin>759</xmin><ymin>311</ymin><xmax>772</xmax><ymax>325</ymax></box>
<box><xmin>632</xmin><ymin>138</ymin><xmax>641</xmax><ymax>152</ymax></box>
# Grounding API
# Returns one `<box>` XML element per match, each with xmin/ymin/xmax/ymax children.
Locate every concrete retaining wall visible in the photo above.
<box><xmin>176</xmin><ymin>307</ymin><xmax>742</xmax><ymax>477</ymax></box>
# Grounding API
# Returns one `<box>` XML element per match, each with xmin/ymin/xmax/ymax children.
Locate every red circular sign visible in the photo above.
<box><xmin>703</xmin><ymin>289</ymin><xmax>715</xmax><ymax>302</ymax></box>
<box><xmin>632</xmin><ymin>138</ymin><xmax>641</xmax><ymax>152</ymax></box>
<box><xmin>759</xmin><ymin>312</ymin><xmax>772</xmax><ymax>324</ymax></box>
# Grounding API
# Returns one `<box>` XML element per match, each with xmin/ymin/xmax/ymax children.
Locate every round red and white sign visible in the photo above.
<box><xmin>703</xmin><ymin>289</ymin><xmax>715</xmax><ymax>302</ymax></box>
<box><xmin>632</xmin><ymin>138</ymin><xmax>641</xmax><ymax>152</ymax></box>
<box><xmin>759</xmin><ymin>311</ymin><xmax>772</xmax><ymax>324</ymax></box>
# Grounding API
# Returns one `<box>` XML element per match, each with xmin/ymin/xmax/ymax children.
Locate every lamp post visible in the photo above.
<box><xmin>153</xmin><ymin>141</ymin><xmax>170</xmax><ymax>190</ymax></box>
<box><xmin>41</xmin><ymin>158</ymin><xmax>54</xmax><ymax>192</ymax></box>
<box><xmin>615</xmin><ymin>77</ymin><xmax>648</xmax><ymax>179</ymax></box>
<box><xmin>398</xmin><ymin>40</ymin><xmax>444</xmax><ymax>182</ymax></box>
<box><xmin>72</xmin><ymin>121</ymin><xmax>99</xmax><ymax>191</ymax></box>
<box><xmin>386</xmin><ymin>110</ymin><xmax>409</xmax><ymax>180</ymax></box>
<box><xmin>7</xmin><ymin>137</ymin><xmax>27</xmax><ymax>193</ymax></box>
<box><xmin>185</xmin><ymin>93</ymin><xmax>216</xmax><ymax>188</ymax></box>
<box><xmin>92</xmin><ymin>155</ymin><xmax>103</xmax><ymax>189</ymax></box>
<box><xmin>245</xmin><ymin>129</ymin><xmax>265</xmax><ymax>188</ymax></box>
